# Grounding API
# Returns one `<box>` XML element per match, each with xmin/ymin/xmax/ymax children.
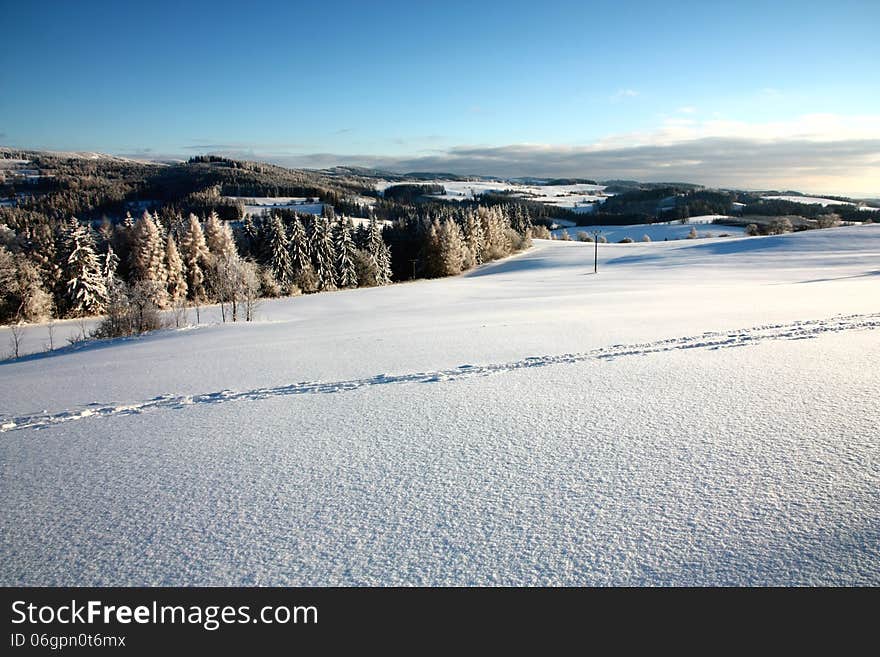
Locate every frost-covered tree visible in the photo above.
<box><xmin>425</xmin><ymin>219</ymin><xmax>465</xmax><ymax>277</ymax></box>
<box><xmin>335</xmin><ymin>218</ymin><xmax>358</xmax><ymax>289</ymax></box>
<box><xmin>367</xmin><ymin>217</ymin><xmax>392</xmax><ymax>285</ymax></box>
<box><xmin>265</xmin><ymin>215</ymin><xmax>293</xmax><ymax>291</ymax></box>
<box><xmin>204</xmin><ymin>210</ymin><xmax>236</xmax><ymax>260</ymax></box>
<box><xmin>240</xmin><ymin>215</ymin><xmax>260</xmax><ymax>258</ymax></box>
<box><xmin>102</xmin><ymin>245</ymin><xmax>119</xmax><ymax>284</ymax></box>
<box><xmin>310</xmin><ymin>216</ymin><xmax>337</xmax><ymax>290</ymax></box>
<box><xmin>0</xmin><ymin>246</ymin><xmax>53</xmax><ymax>323</ymax></box>
<box><xmin>479</xmin><ymin>206</ymin><xmax>511</xmax><ymax>260</ymax></box>
<box><xmin>165</xmin><ymin>234</ymin><xmax>188</xmax><ymax>304</ymax></box>
<box><xmin>179</xmin><ymin>214</ymin><xmax>211</xmax><ymax>301</ymax></box>
<box><xmin>65</xmin><ymin>224</ymin><xmax>107</xmax><ymax>316</ymax></box>
<box><xmin>463</xmin><ymin>210</ymin><xmax>484</xmax><ymax>265</ymax></box>
<box><xmin>129</xmin><ymin>211</ymin><xmax>168</xmax><ymax>307</ymax></box>
<box><xmin>288</xmin><ymin>216</ymin><xmax>310</xmax><ymax>275</ymax></box>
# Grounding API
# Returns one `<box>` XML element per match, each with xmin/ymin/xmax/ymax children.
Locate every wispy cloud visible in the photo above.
<box><xmin>610</xmin><ymin>89</ymin><xmax>639</xmax><ymax>101</ymax></box>
<box><xmin>677</xmin><ymin>106</ymin><xmax>697</xmax><ymax>114</ymax></box>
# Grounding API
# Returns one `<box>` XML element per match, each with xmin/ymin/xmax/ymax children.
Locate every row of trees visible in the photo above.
<box><xmin>1</xmin><ymin>200</ymin><xmax>535</xmax><ymax>330</ymax></box>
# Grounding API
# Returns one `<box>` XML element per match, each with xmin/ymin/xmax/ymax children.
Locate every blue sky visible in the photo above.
<box><xmin>2</xmin><ymin>0</ymin><xmax>879</xmax><ymax>193</ymax></box>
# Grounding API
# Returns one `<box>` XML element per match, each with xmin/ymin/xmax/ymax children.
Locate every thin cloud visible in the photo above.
<box><xmin>610</xmin><ymin>89</ymin><xmax>639</xmax><ymax>101</ymax></box>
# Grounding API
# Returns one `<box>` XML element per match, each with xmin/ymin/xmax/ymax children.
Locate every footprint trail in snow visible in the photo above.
<box><xmin>2</xmin><ymin>313</ymin><xmax>878</xmax><ymax>434</ymax></box>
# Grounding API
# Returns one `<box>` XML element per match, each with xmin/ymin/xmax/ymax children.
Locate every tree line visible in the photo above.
<box><xmin>1</xmin><ymin>201</ymin><xmax>534</xmax><ymax>333</ymax></box>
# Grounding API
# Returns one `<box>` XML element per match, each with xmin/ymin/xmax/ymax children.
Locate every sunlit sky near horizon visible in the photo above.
<box><xmin>2</xmin><ymin>0</ymin><xmax>879</xmax><ymax>195</ymax></box>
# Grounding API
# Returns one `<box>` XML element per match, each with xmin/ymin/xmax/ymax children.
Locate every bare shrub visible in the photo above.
<box><xmin>8</xmin><ymin>322</ymin><xmax>24</xmax><ymax>359</ymax></box>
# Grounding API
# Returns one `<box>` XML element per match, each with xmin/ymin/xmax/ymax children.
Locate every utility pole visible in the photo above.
<box><xmin>592</xmin><ymin>230</ymin><xmax>602</xmax><ymax>273</ymax></box>
<box><xmin>410</xmin><ymin>258</ymin><xmax>418</xmax><ymax>280</ymax></box>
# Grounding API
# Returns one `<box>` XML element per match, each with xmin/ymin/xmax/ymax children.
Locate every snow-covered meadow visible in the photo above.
<box><xmin>1</xmin><ymin>226</ymin><xmax>879</xmax><ymax>585</ymax></box>
<box><xmin>376</xmin><ymin>179</ymin><xmax>608</xmax><ymax>210</ymax></box>
<box><xmin>762</xmin><ymin>194</ymin><xmax>880</xmax><ymax>211</ymax></box>
<box><xmin>552</xmin><ymin>219</ymin><xmax>745</xmax><ymax>242</ymax></box>
<box><xmin>225</xmin><ymin>196</ymin><xmax>324</xmax><ymax>217</ymax></box>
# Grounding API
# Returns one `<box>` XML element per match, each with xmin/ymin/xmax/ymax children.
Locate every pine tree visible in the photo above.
<box><xmin>240</xmin><ymin>216</ymin><xmax>259</xmax><ymax>258</ymax></box>
<box><xmin>335</xmin><ymin>218</ymin><xmax>358</xmax><ymax>289</ymax></box>
<box><xmin>102</xmin><ymin>245</ymin><xmax>119</xmax><ymax>284</ymax></box>
<box><xmin>204</xmin><ymin>210</ymin><xmax>236</xmax><ymax>260</ymax></box>
<box><xmin>179</xmin><ymin>214</ymin><xmax>211</xmax><ymax>302</ymax></box>
<box><xmin>310</xmin><ymin>216</ymin><xmax>337</xmax><ymax>290</ymax></box>
<box><xmin>266</xmin><ymin>215</ymin><xmax>293</xmax><ymax>290</ymax></box>
<box><xmin>367</xmin><ymin>217</ymin><xmax>392</xmax><ymax>285</ymax></box>
<box><xmin>65</xmin><ymin>224</ymin><xmax>107</xmax><ymax>316</ymax></box>
<box><xmin>438</xmin><ymin>219</ymin><xmax>464</xmax><ymax>276</ymax></box>
<box><xmin>129</xmin><ymin>211</ymin><xmax>169</xmax><ymax>307</ymax></box>
<box><xmin>165</xmin><ymin>234</ymin><xmax>188</xmax><ymax>303</ymax></box>
<box><xmin>288</xmin><ymin>217</ymin><xmax>310</xmax><ymax>275</ymax></box>
<box><xmin>464</xmin><ymin>210</ymin><xmax>484</xmax><ymax>265</ymax></box>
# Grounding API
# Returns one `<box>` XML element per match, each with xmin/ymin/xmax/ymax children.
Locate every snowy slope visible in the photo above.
<box><xmin>1</xmin><ymin>226</ymin><xmax>879</xmax><ymax>585</ymax></box>
<box><xmin>552</xmin><ymin>220</ymin><xmax>745</xmax><ymax>241</ymax></box>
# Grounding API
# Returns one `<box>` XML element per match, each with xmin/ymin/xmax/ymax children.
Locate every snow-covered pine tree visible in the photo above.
<box><xmin>425</xmin><ymin>219</ymin><xmax>442</xmax><ymax>277</ymax></box>
<box><xmin>240</xmin><ymin>216</ymin><xmax>259</xmax><ymax>258</ymax></box>
<box><xmin>367</xmin><ymin>217</ymin><xmax>392</xmax><ymax>285</ymax></box>
<box><xmin>438</xmin><ymin>219</ymin><xmax>464</xmax><ymax>276</ymax></box>
<box><xmin>165</xmin><ymin>234</ymin><xmax>188</xmax><ymax>304</ymax></box>
<box><xmin>288</xmin><ymin>216</ymin><xmax>310</xmax><ymax>274</ymax></box>
<box><xmin>178</xmin><ymin>214</ymin><xmax>211</xmax><ymax>302</ymax></box>
<box><xmin>310</xmin><ymin>216</ymin><xmax>337</xmax><ymax>291</ymax></box>
<box><xmin>266</xmin><ymin>215</ymin><xmax>293</xmax><ymax>291</ymax></box>
<box><xmin>65</xmin><ymin>224</ymin><xmax>108</xmax><ymax>316</ymax></box>
<box><xmin>464</xmin><ymin>210</ymin><xmax>484</xmax><ymax>265</ymax></box>
<box><xmin>335</xmin><ymin>218</ymin><xmax>358</xmax><ymax>289</ymax></box>
<box><xmin>129</xmin><ymin>210</ymin><xmax>169</xmax><ymax>307</ymax></box>
<box><xmin>102</xmin><ymin>245</ymin><xmax>119</xmax><ymax>284</ymax></box>
<box><xmin>204</xmin><ymin>210</ymin><xmax>236</xmax><ymax>261</ymax></box>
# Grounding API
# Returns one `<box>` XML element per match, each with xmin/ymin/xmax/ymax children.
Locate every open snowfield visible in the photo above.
<box><xmin>552</xmin><ymin>220</ymin><xmax>745</xmax><ymax>242</ymax></box>
<box><xmin>2</xmin><ymin>226</ymin><xmax>879</xmax><ymax>585</ymax></box>
<box><xmin>762</xmin><ymin>194</ymin><xmax>879</xmax><ymax>211</ymax></box>
<box><xmin>377</xmin><ymin>179</ymin><xmax>608</xmax><ymax>209</ymax></box>
<box><xmin>225</xmin><ymin>196</ymin><xmax>324</xmax><ymax>217</ymax></box>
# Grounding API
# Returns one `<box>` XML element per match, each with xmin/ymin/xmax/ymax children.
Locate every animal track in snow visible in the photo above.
<box><xmin>2</xmin><ymin>313</ymin><xmax>878</xmax><ymax>434</ymax></box>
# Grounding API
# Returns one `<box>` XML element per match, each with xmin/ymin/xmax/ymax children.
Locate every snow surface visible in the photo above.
<box><xmin>225</xmin><ymin>196</ymin><xmax>324</xmax><ymax>217</ymax></box>
<box><xmin>552</xmin><ymin>220</ymin><xmax>745</xmax><ymax>242</ymax></box>
<box><xmin>376</xmin><ymin>179</ymin><xmax>608</xmax><ymax>209</ymax></box>
<box><xmin>762</xmin><ymin>194</ymin><xmax>858</xmax><ymax>207</ymax></box>
<box><xmin>2</xmin><ymin>225</ymin><xmax>879</xmax><ymax>585</ymax></box>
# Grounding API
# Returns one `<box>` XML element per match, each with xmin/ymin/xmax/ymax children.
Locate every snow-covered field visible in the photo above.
<box><xmin>376</xmin><ymin>179</ymin><xmax>608</xmax><ymax>209</ymax></box>
<box><xmin>225</xmin><ymin>196</ymin><xmax>324</xmax><ymax>217</ymax></box>
<box><xmin>552</xmin><ymin>220</ymin><xmax>745</xmax><ymax>242</ymax></box>
<box><xmin>762</xmin><ymin>194</ymin><xmax>879</xmax><ymax>211</ymax></box>
<box><xmin>2</xmin><ymin>226</ymin><xmax>879</xmax><ymax>585</ymax></box>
